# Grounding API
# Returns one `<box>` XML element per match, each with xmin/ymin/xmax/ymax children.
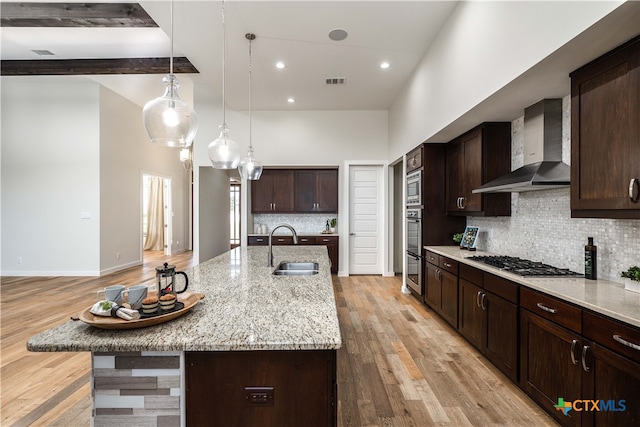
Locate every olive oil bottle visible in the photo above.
<box><xmin>584</xmin><ymin>237</ymin><xmax>597</xmax><ymax>280</ymax></box>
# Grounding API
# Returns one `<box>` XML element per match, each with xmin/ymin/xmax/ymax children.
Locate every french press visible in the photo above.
<box><xmin>155</xmin><ymin>262</ymin><xmax>189</xmax><ymax>297</ymax></box>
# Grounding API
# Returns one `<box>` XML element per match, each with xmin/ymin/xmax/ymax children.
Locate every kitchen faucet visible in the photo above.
<box><xmin>268</xmin><ymin>223</ymin><xmax>298</xmax><ymax>267</ymax></box>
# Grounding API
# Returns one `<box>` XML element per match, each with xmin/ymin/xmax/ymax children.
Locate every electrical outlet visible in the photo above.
<box><xmin>17</xmin><ymin>257</ymin><xmax>22</xmax><ymax>264</ymax></box>
<box><xmin>116</xmin><ymin>252</ymin><xmax>121</xmax><ymax>260</ymax></box>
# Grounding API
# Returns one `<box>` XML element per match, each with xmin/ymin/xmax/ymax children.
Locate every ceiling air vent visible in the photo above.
<box><xmin>325</xmin><ymin>77</ymin><xmax>346</xmax><ymax>85</ymax></box>
<box><xmin>31</xmin><ymin>49</ymin><xmax>55</xmax><ymax>56</ymax></box>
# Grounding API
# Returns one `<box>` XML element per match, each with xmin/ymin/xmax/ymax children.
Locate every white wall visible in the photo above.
<box><xmin>1</xmin><ymin>77</ymin><xmax>101</xmax><ymax>275</ymax></box>
<box><xmin>0</xmin><ymin>78</ymin><xmax>190</xmax><ymax>276</ymax></box>
<box><xmin>388</xmin><ymin>0</ymin><xmax>623</xmax><ymax>160</ymax></box>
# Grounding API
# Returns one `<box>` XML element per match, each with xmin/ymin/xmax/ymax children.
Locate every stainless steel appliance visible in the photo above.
<box><xmin>470</xmin><ymin>255</ymin><xmax>582</xmax><ymax>277</ymax></box>
<box><xmin>406</xmin><ymin>209</ymin><xmax>422</xmax><ymax>294</ymax></box>
<box><xmin>406</xmin><ymin>169</ymin><xmax>422</xmax><ymax>206</ymax></box>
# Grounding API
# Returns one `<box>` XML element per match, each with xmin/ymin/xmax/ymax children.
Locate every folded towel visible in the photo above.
<box><xmin>90</xmin><ymin>300</ymin><xmax>141</xmax><ymax>321</ymax></box>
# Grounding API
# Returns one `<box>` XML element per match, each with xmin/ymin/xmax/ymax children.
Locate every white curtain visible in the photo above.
<box><xmin>144</xmin><ymin>177</ymin><xmax>165</xmax><ymax>251</ymax></box>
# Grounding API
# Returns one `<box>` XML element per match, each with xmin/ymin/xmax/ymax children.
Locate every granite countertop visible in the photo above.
<box><xmin>425</xmin><ymin>246</ymin><xmax>640</xmax><ymax>328</ymax></box>
<box><xmin>28</xmin><ymin>246</ymin><xmax>342</xmax><ymax>353</ymax></box>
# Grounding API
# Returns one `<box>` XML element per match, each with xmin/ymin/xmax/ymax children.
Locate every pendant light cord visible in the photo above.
<box><xmin>221</xmin><ymin>0</ymin><xmax>227</xmax><ymax>126</ymax></box>
<box><xmin>170</xmin><ymin>0</ymin><xmax>174</xmax><ymax>75</ymax></box>
<box><xmin>248</xmin><ymin>34</ymin><xmax>253</xmax><ymax>151</ymax></box>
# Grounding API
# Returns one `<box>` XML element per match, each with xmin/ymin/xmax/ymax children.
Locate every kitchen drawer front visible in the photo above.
<box><xmin>439</xmin><ymin>256</ymin><xmax>458</xmax><ymax>275</ymax></box>
<box><xmin>298</xmin><ymin>236</ymin><xmax>317</xmax><ymax>245</ymax></box>
<box><xmin>317</xmin><ymin>236</ymin><xmax>337</xmax><ymax>245</ymax></box>
<box><xmin>583</xmin><ymin>311</ymin><xmax>640</xmax><ymax>364</ymax></box>
<box><xmin>248</xmin><ymin>236</ymin><xmax>268</xmax><ymax>246</ymax></box>
<box><xmin>460</xmin><ymin>263</ymin><xmax>483</xmax><ymax>287</ymax></box>
<box><xmin>271</xmin><ymin>236</ymin><xmax>294</xmax><ymax>245</ymax></box>
<box><xmin>425</xmin><ymin>251</ymin><xmax>439</xmax><ymax>266</ymax></box>
<box><xmin>521</xmin><ymin>288</ymin><xmax>582</xmax><ymax>334</ymax></box>
<box><xmin>484</xmin><ymin>273</ymin><xmax>517</xmax><ymax>304</ymax></box>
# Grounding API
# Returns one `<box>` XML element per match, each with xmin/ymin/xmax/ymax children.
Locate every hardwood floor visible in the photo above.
<box><xmin>1</xmin><ymin>252</ymin><xmax>556</xmax><ymax>426</ymax></box>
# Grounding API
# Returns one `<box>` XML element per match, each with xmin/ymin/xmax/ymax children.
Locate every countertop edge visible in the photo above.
<box><xmin>425</xmin><ymin>246</ymin><xmax>640</xmax><ymax>329</ymax></box>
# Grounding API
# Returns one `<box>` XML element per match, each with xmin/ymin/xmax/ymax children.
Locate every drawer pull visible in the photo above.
<box><xmin>570</xmin><ymin>339</ymin><xmax>579</xmax><ymax>365</ymax></box>
<box><xmin>443</xmin><ymin>262</ymin><xmax>452</xmax><ymax>268</ymax></box>
<box><xmin>581</xmin><ymin>345</ymin><xmax>591</xmax><ymax>372</ymax></box>
<box><xmin>536</xmin><ymin>302</ymin><xmax>557</xmax><ymax>314</ymax></box>
<box><xmin>630</xmin><ymin>178</ymin><xmax>639</xmax><ymax>203</ymax></box>
<box><xmin>613</xmin><ymin>334</ymin><xmax>640</xmax><ymax>351</ymax></box>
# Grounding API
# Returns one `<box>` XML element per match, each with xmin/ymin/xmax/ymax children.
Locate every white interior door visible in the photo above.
<box><xmin>349</xmin><ymin>165</ymin><xmax>382</xmax><ymax>274</ymax></box>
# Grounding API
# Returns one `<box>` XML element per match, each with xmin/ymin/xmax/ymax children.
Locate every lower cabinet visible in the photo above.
<box><xmin>249</xmin><ymin>235</ymin><xmax>338</xmax><ymax>274</ymax></box>
<box><xmin>424</xmin><ymin>252</ymin><xmax>458</xmax><ymax>329</ymax></box>
<box><xmin>457</xmin><ymin>265</ymin><xmax>518</xmax><ymax>382</ymax></box>
<box><xmin>186</xmin><ymin>350</ymin><xmax>337</xmax><ymax>426</ymax></box>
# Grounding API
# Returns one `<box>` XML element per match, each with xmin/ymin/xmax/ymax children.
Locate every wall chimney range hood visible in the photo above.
<box><xmin>473</xmin><ymin>99</ymin><xmax>570</xmax><ymax>193</ymax></box>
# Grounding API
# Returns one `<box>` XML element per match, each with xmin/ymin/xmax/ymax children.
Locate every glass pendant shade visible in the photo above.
<box><xmin>143</xmin><ymin>75</ymin><xmax>198</xmax><ymax>148</ymax></box>
<box><xmin>238</xmin><ymin>147</ymin><xmax>263</xmax><ymax>180</ymax></box>
<box><xmin>208</xmin><ymin>123</ymin><xmax>241</xmax><ymax>169</ymax></box>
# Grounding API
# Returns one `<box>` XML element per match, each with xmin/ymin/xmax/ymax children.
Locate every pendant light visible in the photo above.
<box><xmin>142</xmin><ymin>0</ymin><xmax>198</xmax><ymax>148</ymax></box>
<box><xmin>208</xmin><ymin>0</ymin><xmax>241</xmax><ymax>169</ymax></box>
<box><xmin>238</xmin><ymin>33</ymin><xmax>263</xmax><ymax>181</ymax></box>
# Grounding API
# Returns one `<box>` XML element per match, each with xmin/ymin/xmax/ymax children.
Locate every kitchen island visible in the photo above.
<box><xmin>27</xmin><ymin>246</ymin><xmax>341</xmax><ymax>427</ymax></box>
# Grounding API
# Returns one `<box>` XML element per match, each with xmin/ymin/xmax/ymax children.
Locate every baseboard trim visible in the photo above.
<box><xmin>100</xmin><ymin>260</ymin><xmax>142</xmax><ymax>276</ymax></box>
<box><xmin>1</xmin><ymin>270</ymin><xmax>101</xmax><ymax>277</ymax></box>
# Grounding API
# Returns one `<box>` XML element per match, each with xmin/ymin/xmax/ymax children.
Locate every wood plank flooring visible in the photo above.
<box><xmin>1</xmin><ymin>252</ymin><xmax>556</xmax><ymax>426</ymax></box>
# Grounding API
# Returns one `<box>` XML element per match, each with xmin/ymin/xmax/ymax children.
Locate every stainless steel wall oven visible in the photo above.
<box><xmin>406</xmin><ymin>209</ymin><xmax>422</xmax><ymax>294</ymax></box>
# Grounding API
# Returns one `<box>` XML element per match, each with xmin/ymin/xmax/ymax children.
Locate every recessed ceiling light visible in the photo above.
<box><xmin>328</xmin><ymin>28</ymin><xmax>348</xmax><ymax>41</ymax></box>
<box><xmin>380</xmin><ymin>62</ymin><xmax>390</xmax><ymax>69</ymax></box>
<box><xmin>276</xmin><ymin>62</ymin><xmax>285</xmax><ymax>69</ymax></box>
<box><xmin>287</xmin><ymin>97</ymin><xmax>296</xmax><ymax>103</ymax></box>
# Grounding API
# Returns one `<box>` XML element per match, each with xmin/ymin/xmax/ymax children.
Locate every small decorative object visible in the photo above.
<box><xmin>460</xmin><ymin>226</ymin><xmax>479</xmax><ymax>250</ymax></box>
<box><xmin>330</xmin><ymin>218</ymin><xmax>337</xmax><ymax>233</ymax></box>
<box><xmin>621</xmin><ymin>265</ymin><xmax>640</xmax><ymax>293</ymax></box>
<box><xmin>453</xmin><ymin>233</ymin><xmax>463</xmax><ymax>244</ymax></box>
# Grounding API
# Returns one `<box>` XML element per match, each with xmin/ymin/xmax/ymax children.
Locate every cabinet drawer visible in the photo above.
<box><xmin>439</xmin><ymin>256</ymin><xmax>458</xmax><ymax>275</ymax></box>
<box><xmin>425</xmin><ymin>251</ymin><xmax>439</xmax><ymax>266</ymax></box>
<box><xmin>521</xmin><ymin>288</ymin><xmax>582</xmax><ymax>333</ymax></box>
<box><xmin>583</xmin><ymin>311</ymin><xmax>640</xmax><ymax>364</ymax></box>
<box><xmin>298</xmin><ymin>236</ymin><xmax>317</xmax><ymax>244</ymax></box>
<box><xmin>484</xmin><ymin>273</ymin><xmax>517</xmax><ymax>304</ymax></box>
<box><xmin>248</xmin><ymin>236</ymin><xmax>268</xmax><ymax>246</ymax></box>
<box><xmin>271</xmin><ymin>236</ymin><xmax>294</xmax><ymax>245</ymax></box>
<box><xmin>460</xmin><ymin>263</ymin><xmax>483</xmax><ymax>287</ymax></box>
<box><xmin>317</xmin><ymin>236</ymin><xmax>337</xmax><ymax>245</ymax></box>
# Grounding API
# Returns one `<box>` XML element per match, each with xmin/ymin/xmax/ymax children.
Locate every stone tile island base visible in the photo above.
<box><xmin>92</xmin><ymin>351</ymin><xmax>183</xmax><ymax>427</ymax></box>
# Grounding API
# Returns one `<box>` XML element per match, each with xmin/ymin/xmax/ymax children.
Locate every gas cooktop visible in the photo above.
<box><xmin>470</xmin><ymin>255</ymin><xmax>583</xmax><ymax>277</ymax></box>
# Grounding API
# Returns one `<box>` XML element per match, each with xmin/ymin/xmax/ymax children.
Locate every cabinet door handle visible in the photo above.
<box><xmin>456</xmin><ymin>197</ymin><xmax>461</xmax><ymax>209</ymax></box>
<box><xmin>460</xmin><ymin>197</ymin><xmax>466</xmax><ymax>209</ymax></box>
<box><xmin>536</xmin><ymin>302</ymin><xmax>557</xmax><ymax>314</ymax></box>
<box><xmin>630</xmin><ymin>178</ymin><xmax>639</xmax><ymax>203</ymax></box>
<box><xmin>581</xmin><ymin>345</ymin><xmax>591</xmax><ymax>372</ymax></box>
<box><xmin>570</xmin><ymin>339</ymin><xmax>579</xmax><ymax>365</ymax></box>
<box><xmin>480</xmin><ymin>293</ymin><xmax>487</xmax><ymax>311</ymax></box>
<box><xmin>476</xmin><ymin>291</ymin><xmax>482</xmax><ymax>308</ymax></box>
<box><xmin>613</xmin><ymin>334</ymin><xmax>640</xmax><ymax>351</ymax></box>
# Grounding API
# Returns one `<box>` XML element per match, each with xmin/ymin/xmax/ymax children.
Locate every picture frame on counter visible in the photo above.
<box><xmin>460</xmin><ymin>226</ymin><xmax>479</xmax><ymax>250</ymax></box>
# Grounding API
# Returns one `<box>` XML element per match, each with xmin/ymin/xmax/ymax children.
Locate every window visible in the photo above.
<box><xmin>230</xmin><ymin>184</ymin><xmax>240</xmax><ymax>248</ymax></box>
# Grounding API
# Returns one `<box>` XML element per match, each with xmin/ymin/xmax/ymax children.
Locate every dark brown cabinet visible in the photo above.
<box><xmin>294</xmin><ymin>169</ymin><xmax>338</xmax><ymax>213</ymax></box>
<box><xmin>457</xmin><ymin>265</ymin><xmax>518</xmax><ymax>382</ymax></box>
<box><xmin>570</xmin><ymin>36</ymin><xmax>640</xmax><ymax>219</ymax></box>
<box><xmin>424</xmin><ymin>252</ymin><xmax>458</xmax><ymax>329</ymax></box>
<box><xmin>248</xmin><ymin>235</ymin><xmax>338</xmax><ymax>274</ymax></box>
<box><xmin>445</xmin><ymin>123</ymin><xmax>512</xmax><ymax>216</ymax></box>
<box><xmin>186</xmin><ymin>350</ymin><xmax>337</xmax><ymax>427</ymax></box>
<box><xmin>251</xmin><ymin>169</ymin><xmax>295</xmax><ymax>213</ymax></box>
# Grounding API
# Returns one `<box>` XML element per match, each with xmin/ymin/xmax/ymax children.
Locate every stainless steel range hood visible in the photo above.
<box><xmin>473</xmin><ymin>99</ymin><xmax>570</xmax><ymax>193</ymax></box>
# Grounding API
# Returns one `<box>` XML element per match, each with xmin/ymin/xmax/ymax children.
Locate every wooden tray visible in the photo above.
<box><xmin>74</xmin><ymin>292</ymin><xmax>204</xmax><ymax>330</ymax></box>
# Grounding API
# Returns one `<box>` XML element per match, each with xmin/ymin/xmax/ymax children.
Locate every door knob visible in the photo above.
<box><xmin>349</xmin><ymin>232</ymin><xmax>356</xmax><ymax>236</ymax></box>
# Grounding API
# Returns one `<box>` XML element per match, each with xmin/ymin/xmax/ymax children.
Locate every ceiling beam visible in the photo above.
<box><xmin>0</xmin><ymin>57</ymin><xmax>199</xmax><ymax>76</ymax></box>
<box><xmin>1</xmin><ymin>3</ymin><xmax>157</xmax><ymax>27</ymax></box>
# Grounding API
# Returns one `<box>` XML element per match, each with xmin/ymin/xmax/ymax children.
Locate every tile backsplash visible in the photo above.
<box><xmin>252</xmin><ymin>214</ymin><xmax>336</xmax><ymax>235</ymax></box>
<box><xmin>469</xmin><ymin>96</ymin><xmax>639</xmax><ymax>284</ymax></box>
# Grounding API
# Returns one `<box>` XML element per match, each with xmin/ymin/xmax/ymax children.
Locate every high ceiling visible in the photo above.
<box><xmin>1</xmin><ymin>1</ymin><xmax>459</xmax><ymax>111</ymax></box>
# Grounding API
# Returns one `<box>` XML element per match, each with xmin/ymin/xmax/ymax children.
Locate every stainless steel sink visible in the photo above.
<box><xmin>272</xmin><ymin>262</ymin><xmax>319</xmax><ymax>276</ymax></box>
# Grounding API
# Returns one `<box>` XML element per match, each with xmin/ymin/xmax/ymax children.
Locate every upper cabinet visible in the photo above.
<box><xmin>251</xmin><ymin>169</ymin><xmax>295</xmax><ymax>213</ymax></box>
<box><xmin>294</xmin><ymin>169</ymin><xmax>338</xmax><ymax>213</ymax></box>
<box><xmin>406</xmin><ymin>145</ymin><xmax>423</xmax><ymax>173</ymax></box>
<box><xmin>252</xmin><ymin>168</ymin><xmax>338</xmax><ymax>214</ymax></box>
<box><xmin>446</xmin><ymin>123</ymin><xmax>512</xmax><ymax>216</ymax></box>
<box><xmin>570</xmin><ymin>36</ymin><xmax>640</xmax><ymax>219</ymax></box>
